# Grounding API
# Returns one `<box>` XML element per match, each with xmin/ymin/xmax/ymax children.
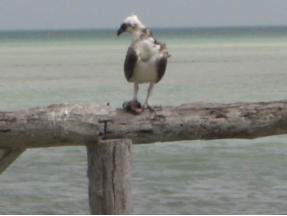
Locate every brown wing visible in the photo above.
<box><xmin>156</xmin><ymin>55</ymin><xmax>168</xmax><ymax>83</ymax></box>
<box><xmin>124</xmin><ymin>47</ymin><xmax>138</xmax><ymax>81</ymax></box>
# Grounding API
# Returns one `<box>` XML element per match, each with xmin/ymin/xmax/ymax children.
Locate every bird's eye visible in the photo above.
<box><xmin>129</xmin><ymin>23</ymin><xmax>137</xmax><ymax>29</ymax></box>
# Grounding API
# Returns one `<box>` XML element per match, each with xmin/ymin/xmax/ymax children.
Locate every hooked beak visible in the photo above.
<box><xmin>117</xmin><ymin>23</ymin><xmax>127</xmax><ymax>36</ymax></box>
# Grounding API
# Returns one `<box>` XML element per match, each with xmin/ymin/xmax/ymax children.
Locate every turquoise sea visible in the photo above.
<box><xmin>0</xmin><ymin>27</ymin><xmax>287</xmax><ymax>214</ymax></box>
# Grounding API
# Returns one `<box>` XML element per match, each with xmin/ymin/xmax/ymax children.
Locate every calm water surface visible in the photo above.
<box><xmin>0</xmin><ymin>27</ymin><xmax>287</xmax><ymax>214</ymax></box>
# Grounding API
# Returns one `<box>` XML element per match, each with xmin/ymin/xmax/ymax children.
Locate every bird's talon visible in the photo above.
<box><xmin>147</xmin><ymin>106</ymin><xmax>154</xmax><ymax>112</ymax></box>
<box><xmin>153</xmin><ymin>105</ymin><xmax>162</xmax><ymax>111</ymax></box>
<box><xmin>123</xmin><ymin>100</ymin><xmax>143</xmax><ymax>114</ymax></box>
<box><xmin>143</xmin><ymin>104</ymin><xmax>155</xmax><ymax>112</ymax></box>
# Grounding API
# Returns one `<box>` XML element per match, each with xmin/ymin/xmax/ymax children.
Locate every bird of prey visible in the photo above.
<box><xmin>117</xmin><ymin>14</ymin><xmax>169</xmax><ymax>113</ymax></box>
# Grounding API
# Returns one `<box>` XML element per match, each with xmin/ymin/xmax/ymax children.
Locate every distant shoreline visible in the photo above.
<box><xmin>0</xmin><ymin>25</ymin><xmax>287</xmax><ymax>33</ymax></box>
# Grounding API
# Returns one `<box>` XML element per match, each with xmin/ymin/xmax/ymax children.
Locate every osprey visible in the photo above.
<box><xmin>117</xmin><ymin>14</ymin><xmax>169</xmax><ymax>112</ymax></box>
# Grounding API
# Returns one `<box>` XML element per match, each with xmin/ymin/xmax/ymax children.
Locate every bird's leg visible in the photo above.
<box><xmin>143</xmin><ymin>82</ymin><xmax>154</xmax><ymax>111</ymax></box>
<box><xmin>133</xmin><ymin>83</ymin><xmax>139</xmax><ymax>102</ymax></box>
<box><xmin>123</xmin><ymin>83</ymin><xmax>142</xmax><ymax>114</ymax></box>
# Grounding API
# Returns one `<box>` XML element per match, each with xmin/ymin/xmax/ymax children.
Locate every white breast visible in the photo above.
<box><xmin>130</xmin><ymin>39</ymin><xmax>161</xmax><ymax>83</ymax></box>
<box><xmin>132</xmin><ymin>58</ymin><xmax>158</xmax><ymax>83</ymax></box>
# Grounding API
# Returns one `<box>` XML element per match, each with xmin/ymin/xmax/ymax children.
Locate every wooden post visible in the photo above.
<box><xmin>86</xmin><ymin>139</ymin><xmax>132</xmax><ymax>215</ymax></box>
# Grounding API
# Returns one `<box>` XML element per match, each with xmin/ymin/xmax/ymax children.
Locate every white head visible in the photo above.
<box><xmin>117</xmin><ymin>14</ymin><xmax>145</xmax><ymax>38</ymax></box>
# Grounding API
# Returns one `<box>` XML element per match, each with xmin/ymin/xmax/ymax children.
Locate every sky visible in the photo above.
<box><xmin>0</xmin><ymin>0</ymin><xmax>286</xmax><ymax>30</ymax></box>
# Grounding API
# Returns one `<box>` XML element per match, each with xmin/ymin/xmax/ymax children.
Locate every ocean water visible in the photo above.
<box><xmin>0</xmin><ymin>27</ymin><xmax>287</xmax><ymax>214</ymax></box>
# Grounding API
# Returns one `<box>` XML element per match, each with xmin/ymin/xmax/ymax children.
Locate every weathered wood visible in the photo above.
<box><xmin>0</xmin><ymin>101</ymin><xmax>287</xmax><ymax>148</ymax></box>
<box><xmin>0</xmin><ymin>148</ymin><xmax>26</xmax><ymax>174</ymax></box>
<box><xmin>86</xmin><ymin>139</ymin><xmax>132</xmax><ymax>215</ymax></box>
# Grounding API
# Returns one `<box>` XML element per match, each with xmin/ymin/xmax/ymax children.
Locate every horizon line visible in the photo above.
<box><xmin>0</xmin><ymin>24</ymin><xmax>287</xmax><ymax>32</ymax></box>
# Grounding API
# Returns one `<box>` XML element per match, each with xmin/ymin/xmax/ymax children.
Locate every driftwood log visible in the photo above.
<box><xmin>1</xmin><ymin>100</ymin><xmax>287</xmax><ymax>214</ymax></box>
<box><xmin>0</xmin><ymin>100</ymin><xmax>287</xmax><ymax>149</ymax></box>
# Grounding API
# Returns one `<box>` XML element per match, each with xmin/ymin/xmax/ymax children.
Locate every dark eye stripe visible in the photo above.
<box><xmin>127</xmin><ymin>23</ymin><xmax>137</xmax><ymax>28</ymax></box>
